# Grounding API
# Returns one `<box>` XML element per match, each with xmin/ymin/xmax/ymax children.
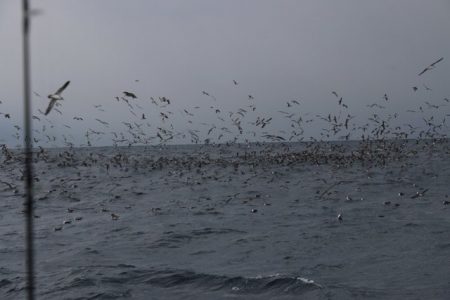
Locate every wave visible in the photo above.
<box><xmin>31</xmin><ymin>265</ymin><xmax>321</xmax><ymax>299</ymax></box>
<box><xmin>102</xmin><ymin>268</ymin><xmax>322</xmax><ymax>295</ymax></box>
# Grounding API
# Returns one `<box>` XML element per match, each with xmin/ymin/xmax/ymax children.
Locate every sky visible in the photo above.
<box><xmin>1</xmin><ymin>0</ymin><xmax>450</xmax><ymax>147</ymax></box>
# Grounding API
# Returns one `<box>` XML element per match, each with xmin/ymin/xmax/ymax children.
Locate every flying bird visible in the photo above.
<box><xmin>123</xmin><ymin>91</ymin><xmax>137</xmax><ymax>98</ymax></box>
<box><xmin>418</xmin><ymin>57</ymin><xmax>444</xmax><ymax>76</ymax></box>
<box><xmin>95</xmin><ymin>118</ymin><xmax>109</xmax><ymax>126</ymax></box>
<box><xmin>45</xmin><ymin>81</ymin><xmax>70</xmax><ymax>115</ymax></box>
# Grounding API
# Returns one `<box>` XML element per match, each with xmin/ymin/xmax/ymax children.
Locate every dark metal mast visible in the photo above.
<box><xmin>22</xmin><ymin>0</ymin><xmax>36</xmax><ymax>299</ymax></box>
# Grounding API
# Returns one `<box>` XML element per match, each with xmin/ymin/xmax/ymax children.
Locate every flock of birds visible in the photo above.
<box><xmin>0</xmin><ymin>57</ymin><xmax>447</xmax><ymax>151</ymax></box>
<box><xmin>0</xmin><ymin>58</ymin><xmax>447</xmax><ymax>151</ymax></box>
<box><xmin>0</xmin><ymin>58</ymin><xmax>450</xmax><ymax>197</ymax></box>
<box><xmin>0</xmin><ymin>57</ymin><xmax>449</xmax><ymax>225</ymax></box>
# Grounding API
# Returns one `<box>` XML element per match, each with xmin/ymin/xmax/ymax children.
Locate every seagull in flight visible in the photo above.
<box><xmin>45</xmin><ymin>81</ymin><xmax>70</xmax><ymax>115</ymax></box>
<box><xmin>123</xmin><ymin>91</ymin><xmax>137</xmax><ymax>99</ymax></box>
<box><xmin>418</xmin><ymin>57</ymin><xmax>444</xmax><ymax>76</ymax></box>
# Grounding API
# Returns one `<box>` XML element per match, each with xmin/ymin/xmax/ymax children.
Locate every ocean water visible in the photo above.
<box><xmin>0</xmin><ymin>140</ymin><xmax>449</xmax><ymax>299</ymax></box>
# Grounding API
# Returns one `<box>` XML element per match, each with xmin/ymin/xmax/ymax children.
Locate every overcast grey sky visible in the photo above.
<box><xmin>1</xmin><ymin>0</ymin><xmax>449</xmax><ymax>146</ymax></box>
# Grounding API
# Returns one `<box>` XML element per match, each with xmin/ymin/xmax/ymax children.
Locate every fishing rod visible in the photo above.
<box><xmin>22</xmin><ymin>0</ymin><xmax>36</xmax><ymax>299</ymax></box>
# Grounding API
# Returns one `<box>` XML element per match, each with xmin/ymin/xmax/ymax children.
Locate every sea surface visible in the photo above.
<box><xmin>0</xmin><ymin>140</ymin><xmax>449</xmax><ymax>299</ymax></box>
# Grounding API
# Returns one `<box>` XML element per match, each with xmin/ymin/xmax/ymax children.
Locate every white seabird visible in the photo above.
<box><xmin>45</xmin><ymin>81</ymin><xmax>70</xmax><ymax>115</ymax></box>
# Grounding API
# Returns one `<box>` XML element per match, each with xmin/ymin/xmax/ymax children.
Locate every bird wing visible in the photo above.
<box><xmin>55</xmin><ymin>81</ymin><xmax>70</xmax><ymax>95</ymax></box>
<box><xmin>430</xmin><ymin>57</ymin><xmax>443</xmax><ymax>67</ymax></box>
<box><xmin>419</xmin><ymin>57</ymin><xmax>444</xmax><ymax>76</ymax></box>
<box><xmin>45</xmin><ymin>99</ymin><xmax>57</xmax><ymax>115</ymax></box>
<box><xmin>418</xmin><ymin>68</ymin><xmax>429</xmax><ymax>76</ymax></box>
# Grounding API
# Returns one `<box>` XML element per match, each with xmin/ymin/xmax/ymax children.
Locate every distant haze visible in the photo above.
<box><xmin>1</xmin><ymin>0</ymin><xmax>449</xmax><ymax>147</ymax></box>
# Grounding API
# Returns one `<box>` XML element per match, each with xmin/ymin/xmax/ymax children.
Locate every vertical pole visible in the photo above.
<box><xmin>22</xmin><ymin>0</ymin><xmax>36</xmax><ymax>299</ymax></box>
